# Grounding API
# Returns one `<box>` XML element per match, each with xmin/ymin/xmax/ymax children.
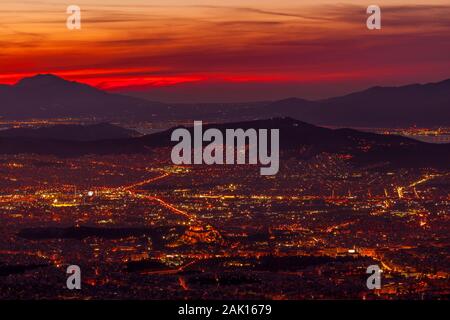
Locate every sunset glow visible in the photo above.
<box><xmin>1</xmin><ymin>0</ymin><xmax>450</xmax><ymax>99</ymax></box>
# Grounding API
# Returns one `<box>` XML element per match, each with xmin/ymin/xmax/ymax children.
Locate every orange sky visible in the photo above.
<box><xmin>1</xmin><ymin>0</ymin><xmax>450</xmax><ymax>101</ymax></box>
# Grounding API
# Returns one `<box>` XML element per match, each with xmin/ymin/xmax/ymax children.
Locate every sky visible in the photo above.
<box><xmin>1</xmin><ymin>0</ymin><xmax>450</xmax><ymax>102</ymax></box>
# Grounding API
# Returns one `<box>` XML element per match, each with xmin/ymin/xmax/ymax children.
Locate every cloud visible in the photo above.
<box><xmin>317</xmin><ymin>4</ymin><xmax>450</xmax><ymax>29</ymax></box>
<box><xmin>1</xmin><ymin>2</ymin><xmax>449</xmax><ymax>98</ymax></box>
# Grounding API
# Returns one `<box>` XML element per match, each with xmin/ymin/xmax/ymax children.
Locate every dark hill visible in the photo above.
<box><xmin>260</xmin><ymin>79</ymin><xmax>450</xmax><ymax>127</ymax></box>
<box><xmin>0</xmin><ymin>74</ymin><xmax>165</xmax><ymax>120</ymax></box>
<box><xmin>0</xmin><ymin>118</ymin><xmax>448</xmax><ymax>169</ymax></box>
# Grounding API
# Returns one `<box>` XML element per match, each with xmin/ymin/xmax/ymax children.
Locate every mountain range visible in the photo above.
<box><xmin>261</xmin><ymin>80</ymin><xmax>450</xmax><ymax>127</ymax></box>
<box><xmin>0</xmin><ymin>74</ymin><xmax>449</xmax><ymax>127</ymax></box>
<box><xmin>0</xmin><ymin>118</ymin><xmax>448</xmax><ymax>170</ymax></box>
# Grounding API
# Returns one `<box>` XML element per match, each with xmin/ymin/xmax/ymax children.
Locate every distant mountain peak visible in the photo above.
<box><xmin>16</xmin><ymin>74</ymin><xmax>76</xmax><ymax>88</ymax></box>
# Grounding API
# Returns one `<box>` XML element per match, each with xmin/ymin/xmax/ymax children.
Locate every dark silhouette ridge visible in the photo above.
<box><xmin>0</xmin><ymin>118</ymin><xmax>448</xmax><ymax>169</ymax></box>
<box><xmin>261</xmin><ymin>79</ymin><xmax>450</xmax><ymax>127</ymax></box>
<box><xmin>0</xmin><ymin>74</ymin><xmax>449</xmax><ymax>126</ymax></box>
<box><xmin>0</xmin><ymin>74</ymin><xmax>165</xmax><ymax>120</ymax></box>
